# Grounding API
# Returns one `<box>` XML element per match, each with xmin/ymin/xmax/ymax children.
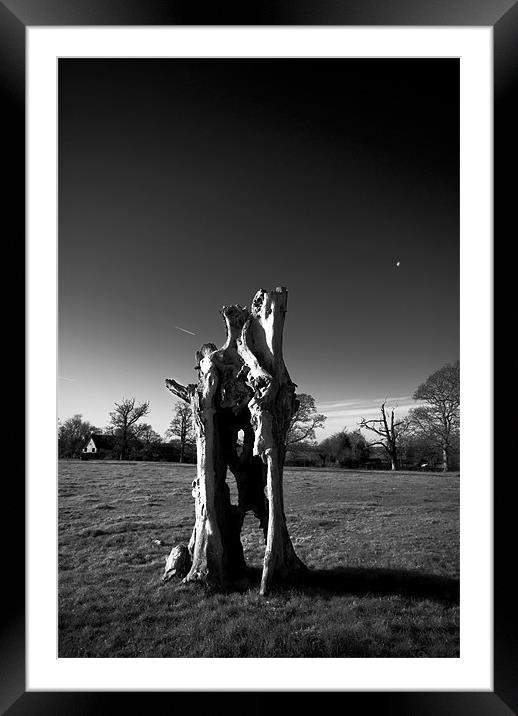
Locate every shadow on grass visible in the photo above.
<box><xmin>238</xmin><ymin>566</ymin><xmax>459</xmax><ymax>605</ymax></box>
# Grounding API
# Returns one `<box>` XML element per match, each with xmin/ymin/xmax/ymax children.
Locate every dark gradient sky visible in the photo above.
<box><xmin>58</xmin><ymin>59</ymin><xmax>459</xmax><ymax>437</ymax></box>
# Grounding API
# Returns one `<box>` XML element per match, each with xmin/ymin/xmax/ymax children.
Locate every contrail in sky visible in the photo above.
<box><xmin>175</xmin><ymin>326</ymin><xmax>197</xmax><ymax>336</ymax></box>
<box><xmin>58</xmin><ymin>376</ymin><xmax>76</xmax><ymax>382</ymax></box>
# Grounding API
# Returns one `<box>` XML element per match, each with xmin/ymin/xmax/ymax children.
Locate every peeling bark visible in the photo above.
<box><xmin>165</xmin><ymin>288</ymin><xmax>306</xmax><ymax>594</ymax></box>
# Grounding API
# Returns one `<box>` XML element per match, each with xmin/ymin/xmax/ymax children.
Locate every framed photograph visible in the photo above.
<box><xmin>5</xmin><ymin>0</ymin><xmax>509</xmax><ymax>712</ymax></box>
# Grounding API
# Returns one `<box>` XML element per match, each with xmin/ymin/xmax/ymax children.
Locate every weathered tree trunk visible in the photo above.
<box><xmin>442</xmin><ymin>447</ymin><xmax>449</xmax><ymax>472</ymax></box>
<box><xmin>165</xmin><ymin>288</ymin><xmax>305</xmax><ymax>594</ymax></box>
<box><xmin>237</xmin><ymin>288</ymin><xmax>306</xmax><ymax>594</ymax></box>
<box><xmin>119</xmin><ymin>434</ymin><xmax>126</xmax><ymax>461</ymax></box>
<box><xmin>166</xmin><ymin>343</ymin><xmax>245</xmax><ymax>588</ymax></box>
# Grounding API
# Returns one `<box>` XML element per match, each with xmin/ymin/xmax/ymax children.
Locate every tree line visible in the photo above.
<box><xmin>286</xmin><ymin>360</ymin><xmax>460</xmax><ymax>472</ymax></box>
<box><xmin>58</xmin><ymin>398</ymin><xmax>197</xmax><ymax>463</ymax></box>
<box><xmin>58</xmin><ymin>360</ymin><xmax>459</xmax><ymax>471</ymax></box>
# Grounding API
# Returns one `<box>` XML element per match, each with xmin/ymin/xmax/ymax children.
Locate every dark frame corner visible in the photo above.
<box><xmin>5</xmin><ymin>0</ymin><xmax>512</xmax><ymax>713</ymax></box>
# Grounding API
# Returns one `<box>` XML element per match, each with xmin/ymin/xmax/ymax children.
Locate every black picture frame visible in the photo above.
<box><xmin>4</xmin><ymin>0</ymin><xmax>508</xmax><ymax>713</ymax></box>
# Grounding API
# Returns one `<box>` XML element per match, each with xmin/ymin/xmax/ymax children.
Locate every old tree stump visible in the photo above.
<box><xmin>164</xmin><ymin>287</ymin><xmax>306</xmax><ymax>595</ymax></box>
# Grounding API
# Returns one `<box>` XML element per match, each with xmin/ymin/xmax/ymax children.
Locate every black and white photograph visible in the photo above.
<box><xmin>0</xmin><ymin>0</ymin><xmax>508</xmax><ymax>706</ymax></box>
<box><xmin>57</xmin><ymin>57</ymin><xmax>461</xmax><ymax>659</ymax></box>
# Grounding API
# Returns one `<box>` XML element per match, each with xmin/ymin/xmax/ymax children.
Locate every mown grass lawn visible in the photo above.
<box><xmin>58</xmin><ymin>461</ymin><xmax>459</xmax><ymax>658</ymax></box>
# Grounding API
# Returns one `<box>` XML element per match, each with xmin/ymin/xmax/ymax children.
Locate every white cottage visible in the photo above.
<box><xmin>82</xmin><ymin>433</ymin><xmax>116</xmax><ymax>455</ymax></box>
<box><xmin>83</xmin><ymin>437</ymin><xmax>97</xmax><ymax>454</ymax></box>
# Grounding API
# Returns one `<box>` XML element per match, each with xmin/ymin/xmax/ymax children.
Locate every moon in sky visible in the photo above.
<box><xmin>396</xmin><ymin>261</ymin><xmax>400</xmax><ymax>267</ymax></box>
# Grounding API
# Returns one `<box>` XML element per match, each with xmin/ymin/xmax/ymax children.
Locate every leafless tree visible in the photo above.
<box><xmin>165</xmin><ymin>288</ymin><xmax>306</xmax><ymax>595</ymax></box>
<box><xmin>108</xmin><ymin>398</ymin><xmax>150</xmax><ymax>460</ymax></box>
<box><xmin>285</xmin><ymin>393</ymin><xmax>326</xmax><ymax>447</ymax></box>
<box><xmin>165</xmin><ymin>402</ymin><xmax>195</xmax><ymax>463</ymax></box>
<box><xmin>134</xmin><ymin>422</ymin><xmax>161</xmax><ymax>444</ymax></box>
<box><xmin>409</xmin><ymin>360</ymin><xmax>460</xmax><ymax>472</ymax></box>
<box><xmin>359</xmin><ymin>401</ymin><xmax>408</xmax><ymax>471</ymax></box>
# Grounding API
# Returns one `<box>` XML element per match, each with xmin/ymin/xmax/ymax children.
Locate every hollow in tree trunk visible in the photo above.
<box><xmin>165</xmin><ymin>288</ymin><xmax>306</xmax><ymax>594</ymax></box>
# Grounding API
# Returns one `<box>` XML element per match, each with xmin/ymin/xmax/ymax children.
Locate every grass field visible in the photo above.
<box><xmin>58</xmin><ymin>461</ymin><xmax>459</xmax><ymax>658</ymax></box>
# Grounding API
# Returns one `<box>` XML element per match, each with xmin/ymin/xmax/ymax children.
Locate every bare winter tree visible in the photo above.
<box><xmin>409</xmin><ymin>360</ymin><xmax>460</xmax><ymax>472</ymax></box>
<box><xmin>165</xmin><ymin>402</ymin><xmax>195</xmax><ymax>463</ymax></box>
<box><xmin>359</xmin><ymin>402</ymin><xmax>409</xmax><ymax>471</ymax></box>
<box><xmin>285</xmin><ymin>393</ymin><xmax>326</xmax><ymax>447</ymax></box>
<box><xmin>108</xmin><ymin>398</ymin><xmax>150</xmax><ymax>460</ymax></box>
<box><xmin>134</xmin><ymin>423</ymin><xmax>161</xmax><ymax>444</ymax></box>
<box><xmin>165</xmin><ymin>287</ymin><xmax>306</xmax><ymax>595</ymax></box>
